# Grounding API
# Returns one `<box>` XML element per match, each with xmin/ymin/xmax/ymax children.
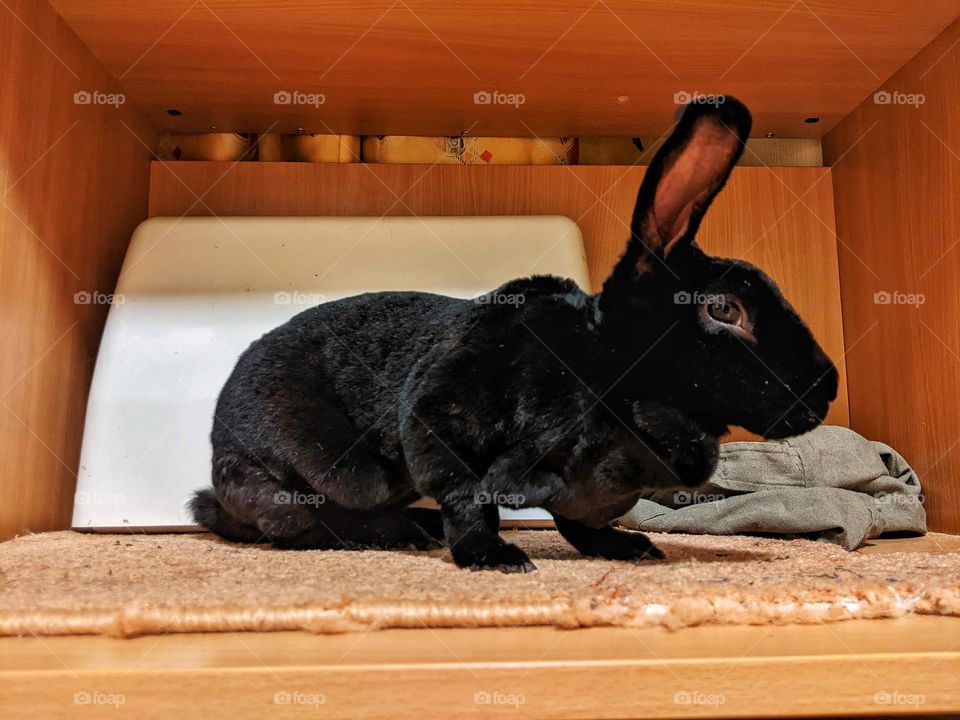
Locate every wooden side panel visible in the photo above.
<box><xmin>824</xmin><ymin>20</ymin><xmax>960</xmax><ymax>533</ymax></box>
<box><xmin>148</xmin><ymin>161</ymin><xmax>850</xmax><ymax>435</ymax></box>
<box><xmin>0</xmin><ymin>0</ymin><xmax>156</xmax><ymax>539</ymax></box>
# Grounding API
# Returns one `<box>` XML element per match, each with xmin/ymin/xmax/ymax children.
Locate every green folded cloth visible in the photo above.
<box><xmin>619</xmin><ymin>425</ymin><xmax>926</xmax><ymax>550</ymax></box>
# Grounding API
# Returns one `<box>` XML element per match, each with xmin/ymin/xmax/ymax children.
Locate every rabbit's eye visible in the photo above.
<box><xmin>700</xmin><ymin>294</ymin><xmax>757</xmax><ymax>344</ymax></box>
<box><xmin>706</xmin><ymin>300</ymin><xmax>741</xmax><ymax>324</ymax></box>
<box><xmin>699</xmin><ymin>294</ymin><xmax>754</xmax><ymax>341</ymax></box>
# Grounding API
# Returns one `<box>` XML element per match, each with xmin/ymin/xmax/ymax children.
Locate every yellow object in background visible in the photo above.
<box><xmin>362</xmin><ymin>136</ymin><xmax>578</xmax><ymax>165</ymax></box>
<box><xmin>578</xmin><ymin>136</ymin><xmax>648</xmax><ymax>165</ymax></box>
<box><xmin>153</xmin><ymin>134</ymin><xmax>819</xmax><ymax>167</ymax></box>
<box><xmin>258</xmin><ymin>134</ymin><xmax>360</xmax><ymax>162</ymax></box>
<box><xmin>156</xmin><ymin>133</ymin><xmax>251</xmax><ymax>161</ymax></box>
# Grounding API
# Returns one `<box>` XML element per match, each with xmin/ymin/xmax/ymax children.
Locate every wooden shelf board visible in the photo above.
<box><xmin>48</xmin><ymin>1</ymin><xmax>960</xmax><ymax>138</ymax></box>
<box><xmin>2</xmin><ymin>534</ymin><xmax>958</xmax><ymax>718</ymax></box>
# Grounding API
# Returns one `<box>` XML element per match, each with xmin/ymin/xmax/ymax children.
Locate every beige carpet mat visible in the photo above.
<box><xmin>1</xmin><ymin>530</ymin><xmax>958</xmax><ymax>637</ymax></box>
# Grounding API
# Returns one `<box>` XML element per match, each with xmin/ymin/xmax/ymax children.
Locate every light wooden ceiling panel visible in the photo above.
<box><xmin>50</xmin><ymin>1</ymin><xmax>960</xmax><ymax>137</ymax></box>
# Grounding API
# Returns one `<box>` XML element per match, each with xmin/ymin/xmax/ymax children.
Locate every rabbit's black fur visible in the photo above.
<box><xmin>191</xmin><ymin>98</ymin><xmax>838</xmax><ymax>571</ymax></box>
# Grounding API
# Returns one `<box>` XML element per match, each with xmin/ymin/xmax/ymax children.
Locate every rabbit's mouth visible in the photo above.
<box><xmin>753</xmin><ymin>353</ymin><xmax>838</xmax><ymax>439</ymax></box>
<box><xmin>762</xmin><ymin>403</ymin><xmax>830</xmax><ymax>440</ymax></box>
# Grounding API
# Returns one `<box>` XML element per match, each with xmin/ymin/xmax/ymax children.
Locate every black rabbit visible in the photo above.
<box><xmin>191</xmin><ymin>98</ymin><xmax>838</xmax><ymax>572</ymax></box>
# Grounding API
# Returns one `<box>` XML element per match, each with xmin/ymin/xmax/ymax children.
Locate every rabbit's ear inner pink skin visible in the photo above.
<box><xmin>600</xmin><ymin>100</ymin><xmax>751</xmax><ymax>312</ymax></box>
<box><xmin>648</xmin><ymin>118</ymin><xmax>744</xmax><ymax>257</ymax></box>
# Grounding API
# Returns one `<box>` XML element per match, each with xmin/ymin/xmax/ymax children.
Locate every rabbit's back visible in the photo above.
<box><xmin>213</xmin><ymin>290</ymin><xmax>471</xmax><ymax>459</ymax></box>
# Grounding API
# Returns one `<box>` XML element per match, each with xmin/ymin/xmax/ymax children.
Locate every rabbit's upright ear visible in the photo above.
<box><xmin>631</xmin><ymin>98</ymin><xmax>752</xmax><ymax>265</ymax></box>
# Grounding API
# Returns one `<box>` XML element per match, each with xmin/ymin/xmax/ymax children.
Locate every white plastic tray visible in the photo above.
<box><xmin>74</xmin><ymin>216</ymin><xmax>590</xmax><ymax>530</ymax></box>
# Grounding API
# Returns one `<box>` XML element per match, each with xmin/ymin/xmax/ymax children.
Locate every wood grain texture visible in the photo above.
<box><xmin>148</xmin><ymin>161</ymin><xmax>850</xmax><ymax>437</ymax></box>
<box><xmin>823</xmin><ymin>19</ymin><xmax>960</xmax><ymax>533</ymax></box>
<box><xmin>49</xmin><ymin>0</ymin><xmax>960</xmax><ymax>138</ymax></box>
<box><xmin>2</xmin><ymin>615</ymin><xmax>959</xmax><ymax>718</ymax></box>
<box><xmin>0</xmin><ymin>0</ymin><xmax>156</xmax><ymax>540</ymax></box>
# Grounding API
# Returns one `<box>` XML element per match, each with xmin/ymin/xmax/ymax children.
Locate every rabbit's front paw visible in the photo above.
<box><xmin>554</xmin><ymin>514</ymin><xmax>665</xmax><ymax>561</ymax></box>
<box><xmin>405</xmin><ymin>532</ymin><xmax>445</xmax><ymax>551</ymax></box>
<box><xmin>453</xmin><ymin>536</ymin><xmax>537</xmax><ymax>573</ymax></box>
<box><xmin>594</xmin><ymin>528</ymin><xmax>665</xmax><ymax>561</ymax></box>
<box><xmin>670</xmin><ymin>433</ymin><xmax>719</xmax><ymax>488</ymax></box>
<box><xmin>631</xmin><ymin>402</ymin><xmax>719</xmax><ymax>487</ymax></box>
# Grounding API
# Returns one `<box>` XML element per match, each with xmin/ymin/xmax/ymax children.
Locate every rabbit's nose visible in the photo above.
<box><xmin>825</xmin><ymin>366</ymin><xmax>839</xmax><ymax>400</ymax></box>
<box><xmin>807</xmin><ymin>359</ymin><xmax>838</xmax><ymax>403</ymax></box>
<box><xmin>807</xmin><ymin>348</ymin><xmax>838</xmax><ymax>401</ymax></box>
